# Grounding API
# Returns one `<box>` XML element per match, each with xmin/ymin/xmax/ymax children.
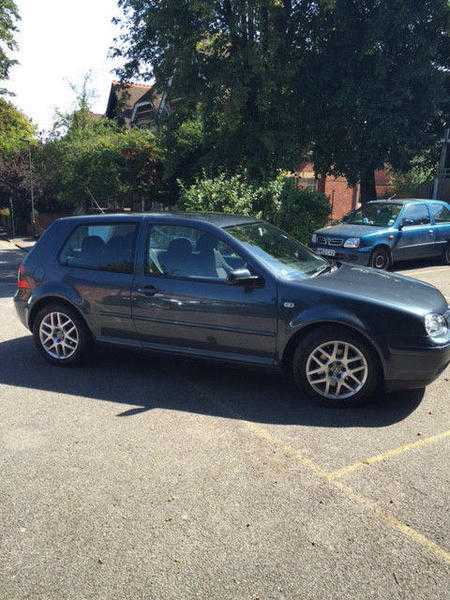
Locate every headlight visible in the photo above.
<box><xmin>311</xmin><ymin>233</ymin><xmax>317</xmax><ymax>244</ymax></box>
<box><xmin>424</xmin><ymin>313</ymin><xmax>448</xmax><ymax>339</ymax></box>
<box><xmin>343</xmin><ymin>237</ymin><xmax>360</xmax><ymax>248</ymax></box>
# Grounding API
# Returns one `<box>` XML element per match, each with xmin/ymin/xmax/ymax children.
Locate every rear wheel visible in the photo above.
<box><xmin>443</xmin><ymin>243</ymin><xmax>450</xmax><ymax>265</ymax></box>
<box><xmin>292</xmin><ymin>326</ymin><xmax>380</xmax><ymax>407</ymax></box>
<box><xmin>370</xmin><ymin>247</ymin><xmax>390</xmax><ymax>270</ymax></box>
<box><xmin>33</xmin><ymin>303</ymin><xmax>91</xmax><ymax>366</ymax></box>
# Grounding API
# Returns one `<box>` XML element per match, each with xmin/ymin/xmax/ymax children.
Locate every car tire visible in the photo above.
<box><xmin>292</xmin><ymin>326</ymin><xmax>380</xmax><ymax>408</ymax></box>
<box><xmin>32</xmin><ymin>303</ymin><xmax>91</xmax><ymax>366</ymax></box>
<box><xmin>370</xmin><ymin>247</ymin><xmax>391</xmax><ymax>270</ymax></box>
<box><xmin>443</xmin><ymin>243</ymin><xmax>450</xmax><ymax>266</ymax></box>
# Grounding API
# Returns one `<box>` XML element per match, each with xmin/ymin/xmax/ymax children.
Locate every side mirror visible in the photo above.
<box><xmin>399</xmin><ymin>218</ymin><xmax>414</xmax><ymax>230</ymax></box>
<box><xmin>228</xmin><ymin>268</ymin><xmax>263</xmax><ymax>287</ymax></box>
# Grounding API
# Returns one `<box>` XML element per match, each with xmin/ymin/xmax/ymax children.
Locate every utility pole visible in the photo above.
<box><xmin>28</xmin><ymin>144</ymin><xmax>36</xmax><ymax>236</ymax></box>
<box><xmin>20</xmin><ymin>138</ymin><xmax>36</xmax><ymax>236</ymax></box>
<box><xmin>9</xmin><ymin>197</ymin><xmax>15</xmax><ymax>239</ymax></box>
<box><xmin>433</xmin><ymin>128</ymin><xmax>449</xmax><ymax>199</ymax></box>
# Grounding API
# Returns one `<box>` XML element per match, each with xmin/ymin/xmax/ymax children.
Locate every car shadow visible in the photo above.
<box><xmin>392</xmin><ymin>257</ymin><xmax>445</xmax><ymax>272</ymax></box>
<box><xmin>0</xmin><ymin>335</ymin><xmax>424</xmax><ymax>427</ymax></box>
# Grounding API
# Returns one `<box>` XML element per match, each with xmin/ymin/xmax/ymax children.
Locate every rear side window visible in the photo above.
<box><xmin>60</xmin><ymin>223</ymin><xmax>137</xmax><ymax>273</ymax></box>
<box><xmin>430</xmin><ymin>203</ymin><xmax>450</xmax><ymax>223</ymax></box>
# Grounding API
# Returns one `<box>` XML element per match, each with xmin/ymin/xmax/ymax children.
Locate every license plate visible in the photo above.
<box><xmin>315</xmin><ymin>247</ymin><xmax>336</xmax><ymax>257</ymax></box>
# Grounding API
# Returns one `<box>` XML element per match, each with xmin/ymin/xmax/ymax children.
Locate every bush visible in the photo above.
<box><xmin>178</xmin><ymin>172</ymin><xmax>331</xmax><ymax>245</ymax></box>
<box><xmin>274</xmin><ymin>179</ymin><xmax>331</xmax><ymax>244</ymax></box>
<box><xmin>178</xmin><ymin>172</ymin><xmax>261</xmax><ymax>216</ymax></box>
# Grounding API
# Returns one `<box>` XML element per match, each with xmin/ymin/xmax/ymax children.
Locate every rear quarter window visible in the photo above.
<box><xmin>430</xmin><ymin>203</ymin><xmax>450</xmax><ymax>223</ymax></box>
<box><xmin>59</xmin><ymin>223</ymin><xmax>137</xmax><ymax>273</ymax></box>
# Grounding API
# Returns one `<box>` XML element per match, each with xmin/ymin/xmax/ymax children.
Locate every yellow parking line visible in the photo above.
<box><xmin>327</xmin><ymin>430</ymin><xmax>450</xmax><ymax>481</ymax></box>
<box><xmin>187</xmin><ymin>379</ymin><xmax>450</xmax><ymax>565</ymax></box>
<box><xmin>243</xmin><ymin>422</ymin><xmax>450</xmax><ymax>565</ymax></box>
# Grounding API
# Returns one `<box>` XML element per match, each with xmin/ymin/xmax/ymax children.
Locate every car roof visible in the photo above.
<box><xmin>57</xmin><ymin>212</ymin><xmax>258</xmax><ymax>229</ymax></box>
<box><xmin>367</xmin><ymin>199</ymin><xmax>447</xmax><ymax>205</ymax></box>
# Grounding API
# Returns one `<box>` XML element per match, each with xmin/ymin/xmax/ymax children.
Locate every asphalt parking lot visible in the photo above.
<box><xmin>0</xmin><ymin>239</ymin><xmax>449</xmax><ymax>600</ymax></box>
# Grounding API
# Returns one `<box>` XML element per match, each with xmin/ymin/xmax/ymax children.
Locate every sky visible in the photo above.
<box><xmin>5</xmin><ymin>0</ymin><xmax>124</xmax><ymax>133</ymax></box>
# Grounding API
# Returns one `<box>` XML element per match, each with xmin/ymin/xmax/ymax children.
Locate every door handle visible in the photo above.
<box><xmin>136</xmin><ymin>285</ymin><xmax>158</xmax><ymax>296</ymax></box>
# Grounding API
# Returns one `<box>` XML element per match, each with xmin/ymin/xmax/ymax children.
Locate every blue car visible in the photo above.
<box><xmin>310</xmin><ymin>199</ymin><xmax>450</xmax><ymax>270</ymax></box>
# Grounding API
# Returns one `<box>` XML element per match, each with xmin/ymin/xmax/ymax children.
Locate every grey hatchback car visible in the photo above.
<box><xmin>14</xmin><ymin>213</ymin><xmax>450</xmax><ymax>407</ymax></box>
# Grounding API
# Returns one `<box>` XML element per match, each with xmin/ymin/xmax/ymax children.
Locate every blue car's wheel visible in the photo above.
<box><xmin>443</xmin><ymin>243</ymin><xmax>450</xmax><ymax>265</ymax></box>
<box><xmin>370</xmin><ymin>247</ymin><xmax>390</xmax><ymax>270</ymax></box>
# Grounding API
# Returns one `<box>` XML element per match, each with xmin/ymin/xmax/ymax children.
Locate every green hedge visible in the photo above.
<box><xmin>178</xmin><ymin>173</ymin><xmax>331</xmax><ymax>244</ymax></box>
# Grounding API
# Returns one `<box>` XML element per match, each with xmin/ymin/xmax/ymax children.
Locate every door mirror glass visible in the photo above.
<box><xmin>399</xmin><ymin>218</ymin><xmax>414</xmax><ymax>229</ymax></box>
<box><xmin>228</xmin><ymin>268</ymin><xmax>263</xmax><ymax>287</ymax></box>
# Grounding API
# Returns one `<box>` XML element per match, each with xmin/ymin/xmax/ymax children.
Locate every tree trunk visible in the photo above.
<box><xmin>360</xmin><ymin>169</ymin><xmax>377</xmax><ymax>203</ymax></box>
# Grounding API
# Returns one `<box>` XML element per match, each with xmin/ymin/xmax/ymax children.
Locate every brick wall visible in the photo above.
<box><xmin>319</xmin><ymin>175</ymin><xmax>358</xmax><ymax>220</ymax></box>
<box><xmin>297</xmin><ymin>163</ymin><xmax>394</xmax><ymax>221</ymax></box>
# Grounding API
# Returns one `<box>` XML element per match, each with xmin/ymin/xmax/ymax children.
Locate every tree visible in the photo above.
<box><xmin>113</xmin><ymin>0</ymin><xmax>325</xmax><ymax>180</ymax></box>
<box><xmin>0</xmin><ymin>0</ymin><xmax>20</xmax><ymax>95</ymax></box>
<box><xmin>37</xmin><ymin>113</ymin><xmax>163</xmax><ymax>214</ymax></box>
<box><xmin>115</xmin><ymin>0</ymin><xmax>449</xmax><ymax>202</ymax></box>
<box><xmin>0</xmin><ymin>100</ymin><xmax>36</xmax><ymax>232</ymax></box>
<box><xmin>305</xmin><ymin>0</ymin><xmax>449</xmax><ymax>202</ymax></box>
<box><xmin>0</xmin><ymin>97</ymin><xmax>35</xmax><ymax>153</ymax></box>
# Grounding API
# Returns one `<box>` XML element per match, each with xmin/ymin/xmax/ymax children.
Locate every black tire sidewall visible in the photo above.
<box><xmin>444</xmin><ymin>244</ymin><xmax>450</xmax><ymax>265</ymax></box>
<box><xmin>32</xmin><ymin>303</ymin><xmax>90</xmax><ymax>366</ymax></box>
<box><xmin>371</xmin><ymin>247</ymin><xmax>390</xmax><ymax>270</ymax></box>
<box><xmin>292</xmin><ymin>326</ymin><xmax>379</xmax><ymax>408</ymax></box>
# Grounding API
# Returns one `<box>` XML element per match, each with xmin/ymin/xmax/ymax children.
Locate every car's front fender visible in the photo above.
<box><xmin>278</xmin><ymin>303</ymin><xmax>389</xmax><ymax>374</ymax></box>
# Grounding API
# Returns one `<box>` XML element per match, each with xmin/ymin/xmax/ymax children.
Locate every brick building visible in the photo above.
<box><xmin>296</xmin><ymin>162</ymin><xmax>394</xmax><ymax>221</ymax></box>
<box><xmin>105</xmin><ymin>81</ymin><xmax>167</xmax><ymax>129</ymax></box>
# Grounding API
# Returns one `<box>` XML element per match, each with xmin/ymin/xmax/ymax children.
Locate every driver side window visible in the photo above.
<box><xmin>402</xmin><ymin>204</ymin><xmax>430</xmax><ymax>226</ymax></box>
<box><xmin>147</xmin><ymin>225</ymin><xmax>248</xmax><ymax>281</ymax></box>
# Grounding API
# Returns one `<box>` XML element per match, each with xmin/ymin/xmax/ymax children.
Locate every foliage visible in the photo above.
<box><xmin>0</xmin><ymin>80</ymin><xmax>164</xmax><ymax>233</ymax></box>
<box><xmin>305</xmin><ymin>0</ymin><xmax>449</xmax><ymax>201</ymax></box>
<box><xmin>179</xmin><ymin>172</ymin><xmax>261</xmax><ymax>216</ymax></box>
<box><xmin>0</xmin><ymin>97</ymin><xmax>35</xmax><ymax>153</ymax></box>
<box><xmin>115</xmin><ymin>0</ymin><xmax>450</xmax><ymax>200</ymax></box>
<box><xmin>178</xmin><ymin>172</ymin><xmax>331</xmax><ymax>243</ymax></box>
<box><xmin>388</xmin><ymin>150</ymin><xmax>440</xmax><ymax>198</ymax></box>
<box><xmin>0</xmin><ymin>0</ymin><xmax>19</xmax><ymax>94</ymax></box>
<box><xmin>113</xmin><ymin>0</ymin><xmax>320</xmax><ymax>180</ymax></box>
<box><xmin>36</xmin><ymin>112</ymin><xmax>162</xmax><ymax>213</ymax></box>
<box><xmin>273</xmin><ymin>179</ymin><xmax>331</xmax><ymax>243</ymax></box>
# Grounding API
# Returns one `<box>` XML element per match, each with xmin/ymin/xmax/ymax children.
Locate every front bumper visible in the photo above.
<box><xmin>384</xmin><ymin>341</ymin><xmax>450</xmax><ymax>391</ymax></box>
<box><xmin>310</xmin><ymin>244</ymin><xmax>372</xmax><ymax>265</ymax></box>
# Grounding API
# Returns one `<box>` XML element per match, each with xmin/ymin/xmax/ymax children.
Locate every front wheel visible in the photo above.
<box><xmin>33</xmin><ymin>303</ymin><xmax>91</xmax><ymax>366</ymax></box>
<box><xmin>443</xmin><ymin>243</ymin><xmax>450</xmax><ymax>265</ymax></box>
<box><xmin>293</xmin><ymin>327</ymin><xmax>380</xmax><ymax>408</ymax></box>
<box><xmin>370</xmin><ymin>247</ymin><xmax>390</xmax><ymax>270</ymax></box>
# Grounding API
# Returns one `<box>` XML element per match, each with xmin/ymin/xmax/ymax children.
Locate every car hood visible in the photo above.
<box><xmin>301</xmin><ymin>263</ymin><xmax>447</xmax><ymax>315</ymax></box>
<box><xmin>315</xmin><ymin>223</ymin><xmax>386</xmax><ymax>238</ymax></box>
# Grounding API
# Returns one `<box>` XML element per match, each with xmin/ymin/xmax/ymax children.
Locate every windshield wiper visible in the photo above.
<box><xmin>309</xmin><ymin>264</ymin><xmax>334</xmax><ymax>278</ymax></box>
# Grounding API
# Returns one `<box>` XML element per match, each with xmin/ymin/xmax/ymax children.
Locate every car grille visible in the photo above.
<box><xmin>317</xmin><ymin>236</ymin><xmax>344</xmax><ymax>247</ymax></box>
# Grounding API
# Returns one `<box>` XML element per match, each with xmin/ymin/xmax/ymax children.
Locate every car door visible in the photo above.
<box><xmin>429</xmin><ymin>202</ymin><xmax>450</xmax><ymax>256</ymax></box>
<box><xmin>131</xmin><ymin>221</ymin><xmax>278</xmax><ymax>365</ymax></box>
<box><xmin>395</xmin><ymin>203</ymin><xmax>434</xmax><ymax>261</ymax></box>
<box><xmin>59</xmin><ymin>221</ymin><xmax>138</xmax><ymax>341</ymax></box>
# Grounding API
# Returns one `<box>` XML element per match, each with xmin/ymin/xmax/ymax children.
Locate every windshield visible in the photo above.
<box><xmin>225</xmin><ymin>221</ymin><xmax>328</xmax><ymax>280</ymax></box>
<box><xmin>343</xmin><ymin>203</ymin><xmax>402</xmax><ymax>227</ymax></box>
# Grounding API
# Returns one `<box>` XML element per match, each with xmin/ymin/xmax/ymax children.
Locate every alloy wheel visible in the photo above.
<box><xmin>39</xmin><ymin>312</ymin><xmax>79</xmax><ymax>360</ymax></box>
<box><xmin>306</xmin><ymin>340</ymin><xmax>368</xmax><ymax>400</ymax></box>
<box><xmin>373</xmin><ymin>250</ymin><xmax>388</xmax><ymax>269</ymax></box>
